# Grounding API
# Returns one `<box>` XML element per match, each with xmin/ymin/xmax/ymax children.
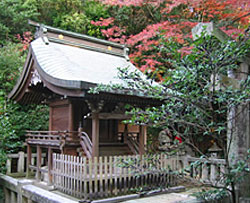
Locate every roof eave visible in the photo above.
<box><xmin>8</xmin><ymin>49</ymin><xmax>33</xmax><ymax>101</ymax></box>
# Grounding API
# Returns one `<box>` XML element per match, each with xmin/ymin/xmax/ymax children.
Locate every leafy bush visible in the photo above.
<box><xmin>0</xmin><ymin>42</ymin><xmax>26</xmax><ymax>93</ymax></box>
<box><xmin>0</xmin><ymin>0</ymin><xmax>38</xmax><ymax>42</ymax></box>
<box><xmin>0</xmin><ymin>42</ymin><xmax>49</xmax><ymax>173</ymax></box>
<box><xmin>24</xmin><ymin>0</ymin><xmax>110</xmax><ymax>37</ymax></box>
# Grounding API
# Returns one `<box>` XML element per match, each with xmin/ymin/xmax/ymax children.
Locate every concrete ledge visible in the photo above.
<box><xmin>22</xmin><ymin>184</ymin><xmax>78</xmax><ymax>203</ymax></box>
<box><xmin>0</xmin><ymin>174</ymin><xmax>185</xmax><ymax>203</ymax></box>
<box><xmin>0</xmin><ymin>174</ymin><xmax>18</xmax><ymax>192</ymax></box>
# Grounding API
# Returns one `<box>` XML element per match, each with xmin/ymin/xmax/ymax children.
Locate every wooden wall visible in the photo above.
<box><xmin>49</xmin><ymin>99</ymin><xmax>71</xmax><ymax>131</ymax></box>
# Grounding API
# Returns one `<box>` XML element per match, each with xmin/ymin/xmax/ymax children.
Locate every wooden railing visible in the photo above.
<box><xmin>118</xmin><ymin>132</ymin><xmax>140</xmax><ymax>154</ymax></box>
<box><xmin>26</xmin><ymin>131</ymin><xmax>80</xmax><ymax>149</ymax></box>
<box><xmin>52</xmin><ymin>153</ymin><xmax>179</xmax><ymax>200</ymax></box>
<box><xmin>80</xmin><ymin>132</ymin><xmax>93</xmax><ymax>158</ymax></box>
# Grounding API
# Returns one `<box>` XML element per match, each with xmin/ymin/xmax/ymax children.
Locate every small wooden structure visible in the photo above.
<box><xmin>9</xmin><ymin>22</ymin><xmax>161</xmax><ymax>184</ymax></box>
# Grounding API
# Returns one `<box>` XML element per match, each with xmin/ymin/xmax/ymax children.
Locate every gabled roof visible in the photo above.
<box><xmin>9</xmin><ymin>22</ymin><xmax>160</xmax><ymax>105</ymax></box>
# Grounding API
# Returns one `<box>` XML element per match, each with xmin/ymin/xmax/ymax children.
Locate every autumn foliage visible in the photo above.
<box><xmin>92</xmin><ymin>0</ymin><xmax>250</xmax><ymax>80</ymax></box>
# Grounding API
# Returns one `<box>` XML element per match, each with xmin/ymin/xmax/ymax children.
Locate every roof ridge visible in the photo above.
<box><xmin>29</xmin><ymin>20</ymin><xmax>125</xmax><ymax>48</ymax></box>
<box><xmin>28</xmin><ymin>20</ymin><xmax>130</xmax><ymax>60</ymax></box>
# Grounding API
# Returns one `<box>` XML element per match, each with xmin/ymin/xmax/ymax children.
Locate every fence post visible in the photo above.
<box><xmin>201</xmin><ymin>163</ymin><xmax>209</xmax><ymax>183</ymax></box>
<box><xmin>182</xmin><ymin>155</ymin><xmax>190</xmax><ymax>169</ymax></box>
<box><xmin>26</xmin><ymin>144</ymin><xmax>32</xmax><ymax>178</ymax></box>
<box><xmin>36</xmin><ymin>145</ymin><xmax>42</xmax><ymax>181</ymax></box>
<box><xmin>3</xmin><ymin>188</ymin><xmax>10</xmax><ymax>203</ymax></box>
<box><xmin>210</xmin><ymin>163</ymin><xmax>217</xmax><ymax>184</ymax></box>
<box><xmin>18</xmin><ymin>151</ymin><xmax>25</xmax><ymax>173</ymax></box>
<box><xmin>219</xmin><ymin>164</ymin><xmax>226</xmax><ymax>186</ymax></box>
<box><xmin>99</xmin><ymin>156</ymin><xmax>103</xmax><ymax>197</ymax></box>
<box><xmin>48</xmin><ymin>147</ymin><xmax>53</xmax><ymax>185</ymax></box>
<box><xmin>89</xmin><ymin>157</ymin><xmax>93</xmax><ymax>200</ymax></box>
<box><xmin>10</xmin><ymin>191</ymin><xmax>17</xmax><ymax>203</ymax></box>
<box><xmin>6</xmin><ymin>158</ymin><xmax>11</xmax><ymax>174</ymax></box>
<box><xmin>83</xmin><ymin>157</ymin><xmax>87</xmax><ymax>199</ymax></box>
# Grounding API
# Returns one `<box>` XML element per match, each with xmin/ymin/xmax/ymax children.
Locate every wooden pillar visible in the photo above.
<box><xmin>49</xmin><ymin>106</ymin><xmax>53</xmax><ymax>131</ymax></box>
<box><xmin>36</xmin><ymin>145</ymin><xmax>42</xmax><ymax>181</ymax></box>
<box><xmin>112</xmin><ymin>120</ymin><xmax>118</xmax><ymax>142</ymax></box>
<box><xmin>92</xmin><ymin>112</ymin><xmax>99</xmax><ymax>157</ymax></box>
<box><xmin>139</xmin><ymin>126</ymin><xmax>146</xmax><ymax>155</ymax></box>
<box><xmin>144</xmin><ymin>126</ymin><xmax>147</xmax><ymax>146</ymax></box>
<box><xmin>26</xmin><ymin>144</ymin><xmax>32</xmax><ymax>178</ymax></box>
<box><xmin>68</xmin><ymin>102</ymin><xmax>75</xmax><ymax>146</ymax></box>
<box><xmin>68</xmin><ymin>102</ymin><xmax>74</xmax><ymax>132</ymax></box>
<box><xmin>48</xmin><ymin>147</ymin><xmax>53</xmax><ymax>185</ymax></box>
<box><xmin>124</xmin><ymin>124</ymin><xmax>128</xmax><ymax>143</ymax></box>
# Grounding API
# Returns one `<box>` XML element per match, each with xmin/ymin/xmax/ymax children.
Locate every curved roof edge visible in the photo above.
<box><xmin>8</xmin><ymin>49</ymin><xmax>33</xmax><ymax>101</ymax></box>
<box><xmin>8</xmin><ymin>48</ymin><xmax>88</xmax><ymax>101</ymax></box>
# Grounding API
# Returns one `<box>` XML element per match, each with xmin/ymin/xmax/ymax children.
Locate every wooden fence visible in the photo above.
<box><xmin>52</xmin><ymin>153</ymin><xmax>179</xmax><ymax>200</ymax></box>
